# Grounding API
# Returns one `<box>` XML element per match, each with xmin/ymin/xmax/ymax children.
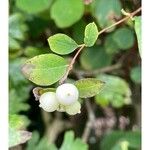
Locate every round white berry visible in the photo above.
<box><xmin>56</xmin><ymin>83</ymin><xmax>79</xmax><ymax>105</ymax></box>
<box><xmin>65</xmin><ymin>101</ymin><xmax>81</xmax><ymax>115</ymax></box>
<box><xmin>39</xmin><ymin>92</ymin><xmax>59</xmax><ymax>112</ymax></box>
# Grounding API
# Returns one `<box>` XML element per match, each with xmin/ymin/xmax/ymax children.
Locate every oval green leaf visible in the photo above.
<box><xmin>113</xmin><ymin>27</ymin><xmax>135</xmax><ymax>50</ymax></box>
<box><xmin>95</xmin><ymin>74</ymin><xmax>131</xmax><ymax>108</ymax></box>
<box><xmin>84</xmin><ymin>22</ymin><xmax>99</xmax><ymax>47</ymax></box>
<box><xmin>48</xmin><ymin>34</ymin><xmax>79</xmax><ymax>55</ymax></box>
<box><xmin>130</xmin><ymin>66</ymin><xmax>141</xmax><ymax>84</ymax></box>
<box><xmin>21</xmin><ymin>54</ymin><xmax>68</xmax><ymax>86</ymax></box>
<box><xmin>16</xmin><ymin>0</ymin><xmax>52</xmax><ymax>14</ymax></box>
<box><xmin>92</xmin><ymin>0</ymin><xmax>122</xmax><ymax>29</ymax></box>
<box><xmin>50</xmin><ymin>0</ymin><xmax>84</xmax><ymax>28</ymax></box>
<box><xmin>80</xmin><ymin>46</ymin><xmax>112</xmax><ymax>70</ymax></box>
<box><xmin>75</xmin><ymin>78</ymin><xmax>105</xmax><ymax>98</ymax></box>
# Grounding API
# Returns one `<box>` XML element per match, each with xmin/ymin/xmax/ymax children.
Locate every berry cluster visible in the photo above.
<box><xmin>39</xmin><ymin>83</ymin><xmax>81</xmax><ymax>115</ymax></box>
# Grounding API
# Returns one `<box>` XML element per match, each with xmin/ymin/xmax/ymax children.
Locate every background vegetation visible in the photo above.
<box><xmin>9</xmin><ymin>0</ymin><xmax>141</xmax><ymax>149</ymax></box>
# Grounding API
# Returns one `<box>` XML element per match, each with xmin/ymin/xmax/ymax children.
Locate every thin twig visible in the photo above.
<box><xmin>59</xmin><ymin>7</ymin><xmax>141</xmax><ymax>84</ymax></box>
<box><xmin>82</xmin><ymin>101</ymin><xmax>95</xmax><ymax>143</ymax></box>
<box><xmin>74</xmin><ymin>63</ymin><xmax>122</xmax><ymax>77</ymax></box>
<box><xmin>98</xmin><ymin>7</ymin><xmax>141</xmax><ymax>35</ymax></box>
<box><xmin>59</xmin><ymin>44</ymin><xmax>85</xmax><ymax>84</ymax></box>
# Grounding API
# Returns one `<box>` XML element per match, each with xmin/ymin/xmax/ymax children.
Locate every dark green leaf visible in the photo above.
<box><xmin>130</xmin><ymin>66</ymin><xmax>141</xmax><ymax>84</ymax></box>
<box><xmin>92</xmin><ymin>0</ymin><xmax>122</xmax><ymax>29</ymax></box>
<box><xmin>72</xmin><ymin>20</ymin><xmax>87</xmax><ymax>44</ymax></box>
<box><xmin>104</xmin><ymin>34</ymin><xmax>119</xmax><ymax>54</ymax></box>
<box><xmin>80</xmin><ymin>46</ymin><xmax>112</xmax><ymax>70</ymax></box>
<box><xmin>113</xmin><ymin>27</ymin><xmax>135</xmax><ymax>50</ymax></box>
<box><xmin>100</xmin><ymin>131</ymin><xmax>141</xmax><ymax>150</ymax></box>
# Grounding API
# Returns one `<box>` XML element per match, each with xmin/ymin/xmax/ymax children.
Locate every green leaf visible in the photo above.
<box><xmin>84</xmin><ymin>22</ymin><xmax>99</xmax><ymax>47</ymax></box>
<box><xmin>9</xmin><ymin>13</ymin><xmax>28</xmax><ymax>50</ymax></box>
<box><xmin>60</xmin><ymin>131</ymin><xmax>88</xmax><ymax>150</ymax></box>
<box><xmin>72</xmin><ymin>20</ymin><xmax>87</xmax><ymax>44</ymax></box>
<box><xmin>65</xmin><ymin>101</ymin><xmax>81</xmax><ymax>115</ymax></box>
<box><xmin>9</xmin><ymin>114</ymin><xmax>30</xmax><ymax>130</ymax></box>
<box><xmin>16</xmin><ymin>0</ymin><xmax>52</xmax><ymax>14</ymax></box>
<box><xmin>130</xmin><ymin>66</ymin><xmax>141</xmax><ymax>84</ymax></box>
<box><xmin>104</xmin><ymin>34</ymin><xmax>119</xmax><ymax>54</ymax></box>
<box><xmin>134</xmin><ymin>16</ymin><xmax>141</xmax><ymax>57</ymax></box>
<box><xmin>26</xmin><ymin>132</ymin><xmax>57</xmax><ymax>150</ymax></box>
<box><xmin>9</xmin><ymin>115</ymin><xmax>32</xmax><ymax>148</ymax></box>
<box><xmin>95</xmin><ymin>74</ymin><xmax>131</xmax><ymax>108</ymax></box>
<box><xmin>75</xmin><ymin>78</ymin><xmax>105</xmax><ymax>98</ymax></box>
<box><xmin>50</xmin><ymin>0</ymin><xmax>84</xmax><ymax>28</ymax></box>
<box><xmin>113</xmin><ymin>27</ymin><xmax>135</xmax><ymax>50</ymax></box>
<box><xmin>92</xmin><ymin>0</ymin><xmax>122</xmax><ymax>29</ymax></box>
<box><xmin>9</xmin><ymin>58</ymin><xmax>31</xmax><ymax>114</ymax></box>
<box><xmin>9</xmin><ymin>89</ymin><xmax>30</xmax><ymax>114</ymax></box>
<box><xmin>48</xmin><ymin>34</ymin><xmax>79</xmax><ymax>55</ymax></box>
<box><xmin>22</xmin><ymin>54</ymin><xmax>68</xmax><ymax>86</ymax></box>
<box><xmin>24</xmin><ymin>46</ymin><xmax>49</xmax><ymax>58</ymax></box>
<box><xmin>100</xmin><ymin>131</ymin><xmax>141</xmax><ymax>150</ymax></box>
<box><xmin>80</xmin><ymin>46</ymin><xmax>112</xmax><ymax>70</ymax></box>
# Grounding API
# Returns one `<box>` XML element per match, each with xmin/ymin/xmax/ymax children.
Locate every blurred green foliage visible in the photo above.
<box><xmin>9</xmin><ymin>0</ymin><xmax>141</xmax><ymax>149</ymax></box>
<box><xmin>95</xmin><ymin>74</ymin><xmax>131</xmax><ymax>108</ymax></box>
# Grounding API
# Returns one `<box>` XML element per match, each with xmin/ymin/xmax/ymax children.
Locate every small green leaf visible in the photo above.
<box><xmin>48</xmin><ymin>34</ymin><xmax>79</xmax><ymax>55</ymax></box>
<box><xmin>84</xmin><ymin>22</ymin><xmax>99</xmax><ymax>47</ymax></box>
<box><xmin>80</xmin><ymin>46</ymin><xmax>112</xmax><ymax>70</ymax></box>
<box><xmin>24</xmin><ymin>46</ymin><xmax>49</xmax><ymax>58</ymax></box>
<box><xmin>16</xmin><ymin>0</ymin><xmax>52</xmax><ymax>14</ymax></box>
<box><xmin>95</xmin><ymin>74</ymin><xmax>131</xmax><ymax>108</ymax></box>
<box><xmin>60</xmin><ymin>131</ymin><xmax>88</xmax><ymax>150</ymax></box>
<box><xmin>75</xmin><ymin>78</ymin><xmax>105</xmax><ymax>98</ymax></box>
<box><xmin>50</xmin><ymin>0</ymin><xmax>84</xmax><ymax>28</ymax></box>
<box><xmin>113</xmin><ymin>27</ymin><xmax>135</xmax><ymax>50</ymax></box>
<box><xmin>65</xmin><ymin>101</ymin><xmax>81</xmax><ymax>115</ymax></box>
<box><xmin>100</xmin><ymin>131</ymin><xmax>141</xmax><ymax>150</ymax></box>
<box><xmin>9</xmin><ymin>13</ymin><xmax>28</xmax><ymax>50</ymax></box>
<box><xmin>104</xmin><ymin>34</ymin><xmax>119</xmax><ymax>54</ymax></box>
<box><xmin>72</xmin><ymin>20</ymin><xmax>87</xmax><ymax>44</ymax></box>
<box><xmin>26</xmin><ymin>132</ymin><xmax>56</xmax><ymax>150</ymax></box>
<box><xmin>9</xmin><ymin>115</ymin><xmax>32</xmax><ymax>148</ymax></box>
<box><xmin>22</xmin><ymin>54</ymin><xmax>68</xmax><ymax>86</ymax></box>
<box><xmin>130</xmin><ymin>66</ymin><xmax>141</xmax><ymax>84</ymax></box>
<box><xmin>134</xmin><ymin>16</ymin><xmax>141</xmax><ymax>57</ymax></box>
<box><xmin>92</xmin><ymin>0</ymin><xmax>122</xmax><ymax>29</ymax></box>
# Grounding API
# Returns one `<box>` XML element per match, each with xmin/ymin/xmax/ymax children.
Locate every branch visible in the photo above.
<box><xmin>59</xmin><ymin>44</ymin><xmax>85</xmax><ymax>84</ymax></box>
<box><xmin>74</xmin><ymin>63</ymin><xmax>122</xmax><ymax>77</ymax></box>
<box><xmin>59</xmin><ymin>7</ymin><xmax>141</xmax><ymax>84</ymax></box>
<box><xmin>98</xmin><ymin>7</ymin><xmax>141</xmax><ymax>35</ymax></box>
<box><xmin>82</xmin><ymin>101</ymin><xmax>95</xmax><ymax>143</ymax></box>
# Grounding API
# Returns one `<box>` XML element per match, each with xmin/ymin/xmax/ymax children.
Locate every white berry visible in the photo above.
<box><xmin>65</xmin><ymin>101</ymin><xmax>81</xmax><ymax>115</ymax></box>
<box><xmin>56</xmin><ymin>83</ymin><xmax>79</xmax><ymax>105</ymax></box>
<box><xmin>39</xmin><ymin>92</ymin><xmax>59</xmax><ymax>112</ymax></box>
